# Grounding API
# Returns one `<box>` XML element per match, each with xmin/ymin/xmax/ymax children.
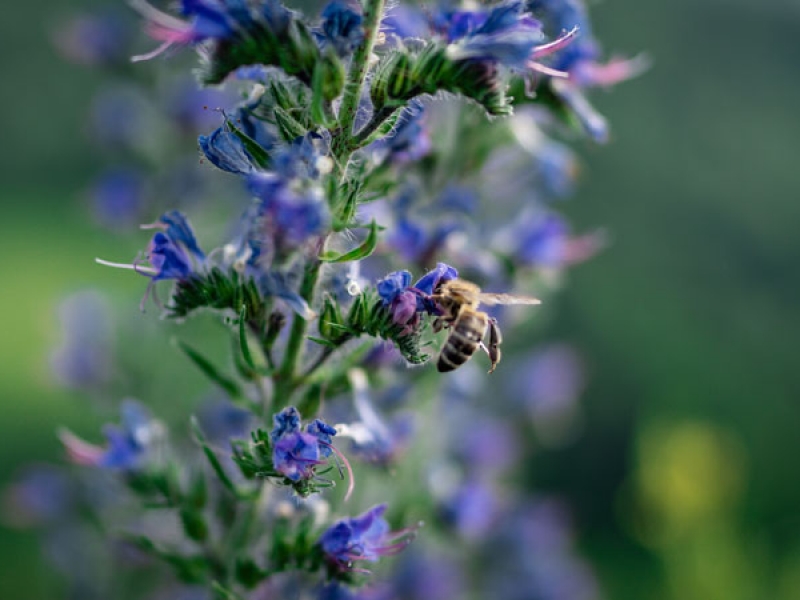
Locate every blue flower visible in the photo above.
<box><xmin>270</xmin><ymin>406</ymin><xmax>303</xmax><ymax>443</ymax></box>
<box><xmin>199</xmin><ymin>127</ymin><xmax>258</xmax><ymax>175</ymax></box>
<box><xmin>131</xmin><ymin>0</ymin><xmax>243</xmax><ymax>61</ymax></box>
<box><xmin>413</xmin><ymin>262</ymin><xmax>458</xmax><ymax>296</ymax></box>
<box><xmin>146</xmin><ymin>232</ymin><xmax>194</xmax><ymax>281</ymax></box>
<box><xmin>319</xmin><ymin>504</ymin><xmax>416</xmax><ymax>570</ymax></box>
<box><xmin>376</xmin><ymin>271</ymin><xmax>412</xmax><ymax>305</ymax></box>
<box><xmin>272</xmin><ymin>132</ymin><xmax>333</xmax><ymax>181</ymax></box>
<box><xmin>319</xmin><ymin>1</ymin><xmax>364</xmax><ymax>56</ymax></box>
<box><xmin>443</xmin><ymin>2</ymin><xmax>544</xmax><ymax>70</ymax></box>
<box><xmin>270</xmin><ymin>407</ymin><xmax>343</xmax><ymax>484</ymax></box>
<box><xmin>247</xmin><ymin>174</ymin><xmax>330</xmax><ymax>250</ymax></box>
<box><xmin>155</xmin><ymin>210</ymin><xmax>206</xmax><ymax>259</ymax></box>
<box><xmin>59</xmin><ymin>400</ymin><xmax>158</xmax><ymax>471</ymax></box>
<box><xmin>369</xmin><ymin>103</ymin><xmax>431</xmax><ymax>166</ymax></box>
<box><xmin>382</xmin><ymin>5</ymin><xmax>430</xmax><ymax>40</ymax></box>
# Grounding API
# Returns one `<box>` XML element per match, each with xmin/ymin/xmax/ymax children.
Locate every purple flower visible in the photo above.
<box><xmin>89</xmin><ymin>85</ymin><xmax>150</xmax><ymax>150</ymax></box>
<box><xmin>319</xmin><ymin>504</ymin><xmax>415</xmax><ymax>570</ymax></box>
<box><xmin>319</xmin><ymin>1</ymin><xmax>364</xmax><ymax>56</ymax></box>
<box><xmin>270</xmin><ymin>407</ymin><xmax>352</xmax><ymax>496</ymax></box>
<box><xmin>59</xmin><ymin>400</ymin><xmax>158</xmax><ymax>471</ymax></box>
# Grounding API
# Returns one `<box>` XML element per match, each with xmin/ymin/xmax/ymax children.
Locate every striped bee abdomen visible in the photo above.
<box><xmin>437</xmin><ymin>311</ymin><xmax>488</xmax><ymax>372</ymax></box>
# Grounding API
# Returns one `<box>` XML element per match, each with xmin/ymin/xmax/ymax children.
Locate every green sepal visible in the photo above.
<box><xmin>169</xmin><ymin>268</ymin><xmax>268</xmax><ymax>322</ymax></box>
<box><xmin>238</xmin><ymin>305</ymin><xmax>257</xmax><ymax>371</ymax></box>
<box><xmin>224</xmin><ymin>116</ymin><xmax>270</xmax><ymax>168</ymax></box>
<box><xmin>319</xmin><ymin>220</ymin><xmax>378</xmax><ymax>263</ymax></box>
<box><xmin>274</xmin><ymin>106</ymin><xmax>307</xmax><ymax>142</ymax></box>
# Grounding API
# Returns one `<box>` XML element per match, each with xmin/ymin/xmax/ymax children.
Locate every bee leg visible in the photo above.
<box><xmin>432</xmin><ymin>317</ymin><xmax>448</xmax><ymax>333</ymax></box>
<box><xmin>487</xmin><ymin>318</ymin><xmax>502</xmax><ymax>373</ymax></box>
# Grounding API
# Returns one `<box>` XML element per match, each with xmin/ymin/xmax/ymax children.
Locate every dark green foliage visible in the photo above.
<box><xmin>317</xmin><ymin>288</ymin><xmax>429</xmax><ymax>365</ymax></box>
<box><xmin>169</xmin><ymin>268</ymin><xmax>268</xmax><ymax>322</ymax></box>
<box><xmin>371</xmin><ymin>45</ymin><xmax>513</xmax><ymax>117</ymax></box>
<box><xmin>200</xmin><ymin>19</ymin><xmax>320</xmax><ymax>87</ymax></box>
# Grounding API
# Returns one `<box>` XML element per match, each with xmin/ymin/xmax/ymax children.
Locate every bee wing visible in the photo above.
<box><xmin>477</xmin><ymin>293</ymin><xmax>542</xmax><ymax>306</ymax></box>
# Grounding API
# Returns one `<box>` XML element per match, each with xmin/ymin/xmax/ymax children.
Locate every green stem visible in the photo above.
<box><xmin>333</xmin><ymin>0</ymin><xmax>387</xmax><ymax>158</ymax></box>
<box><xmin>274</xmin><ymin>257</ymin><xmax>322</xmax><ymax>408</ymax></box>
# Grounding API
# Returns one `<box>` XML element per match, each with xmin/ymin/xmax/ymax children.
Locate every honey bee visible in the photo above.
<box><xmin>431</xmin><ymin>279</ymin><xmax>541</xmax><ymax>374</ymax></box>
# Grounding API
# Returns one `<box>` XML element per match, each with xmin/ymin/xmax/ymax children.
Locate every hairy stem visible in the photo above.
<box><xmin>333</xmin><ymin>0</ymin><xmax>387</xmax><ymax>159</ymax></box>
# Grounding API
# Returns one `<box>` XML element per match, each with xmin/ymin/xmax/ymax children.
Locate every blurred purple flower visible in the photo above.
<box><xmin>59</xmin><ymin>399</ymin><xmax>159</xmax><ymax>470</ymax></box>
<box><xmin>336</xmin><ymin>370</ymin><xmax>415</xmax><ymax>466</ymax></box>
<box><xmin>505</xmin><ymin>211</ymin><xmax>604</xmax><ymax>269</ymax></box>
<box><xmin>89</xmin><ymin>168</ymin><xmax>147</xmax><ymax>230</ymax></box>
<box><xmin>369</xmin><ymin>103</ymin><xmax>431</xmax><ymax>166</ymax></box>
<box><xmin>166</xmin><ymin>78</ymin><xmax>239</xmax><ymax>133</ymax></box>
<box><xmin>196</xmin><ymin>399</ymin><xmax>253</xmax><ymax>444</ymax></box>
<box><xmin>89</xmin><ymin>85</ymin><xmax>151</xmax><ymax>150</ymax></box>
<box><xmin>3</xmin><ymin>465</ymin><xmax>74</xmax><ymax>527</ymax></box>
<box><xmin>247</xmin><ymin>174</ymin><xmax>331</xmax><ymax>251</ymax></box>
<box><xmin>49</xmin><ymin>291</ymin><xmax>113</xmax><ymax>390</ymax></box>
<box><xmin>53</xmin><ymin>12</ymin><xmax>134</xmax><ymax>66</ymax></box>
<box><xmin>440</xmin><ymin>478</ymin><xmax>501</xmax><ymax>540</ymax></box>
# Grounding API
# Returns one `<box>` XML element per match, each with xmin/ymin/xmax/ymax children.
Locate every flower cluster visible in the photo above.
<box><xmin>11</xmin><ymin>0</ymin><xmax>642</xmax><ymax>597</ymax></box>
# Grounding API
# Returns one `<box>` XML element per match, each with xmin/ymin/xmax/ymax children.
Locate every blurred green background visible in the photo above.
<box><xmin>2</xmin><ymin>0</ymin><xmax>800</xmax><ymax>598</ymax></box>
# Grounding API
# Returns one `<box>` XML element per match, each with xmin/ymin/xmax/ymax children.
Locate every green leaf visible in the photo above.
<box><xmin>306</xmin><ymin>336</ymin><xmax>338</xmax><ymax>348</ymax></box>
<box><xmin>212</xmin><ymin>581</ymin><xmax>247</xmax><ymax>600</ymax></box>
<box><xmin>319</xmin><ymin>220</ymin><xmax>379</xmax><ymax>263</ymax></box>
<box><xmin>180</xmin><ymin>508</ymin><xmax>209</xmax><ymax>542</ymax></box>
<box><xmin>238</xmin><ymin>305</ymin><xmax>256</xmax><ymax>371</ymax></box>
<box><xmin>177</xmin><ymin>340</ymin><xmax>242</xmax><ymax>400</ymax></box>
<box><xmin>190</xmin><ymin>417</ymin><xmax>244</xmax><ymax>498</ymax></box>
